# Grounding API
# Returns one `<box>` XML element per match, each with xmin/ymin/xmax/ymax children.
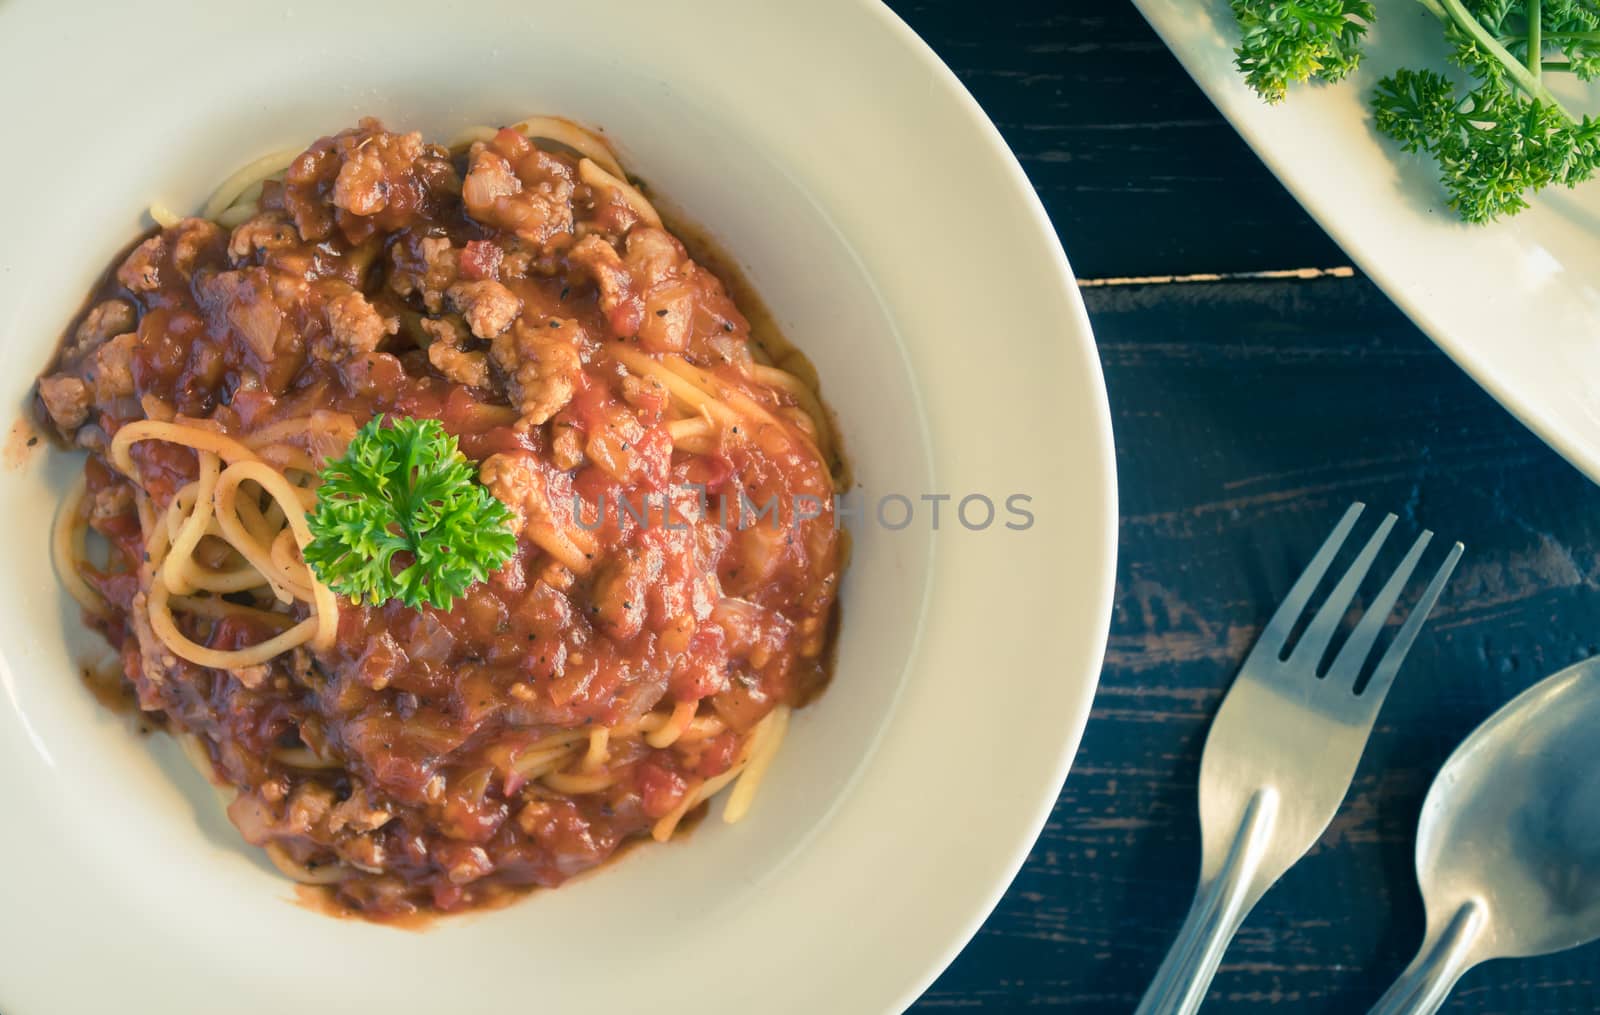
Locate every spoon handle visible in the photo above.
<box><xmin>1367</xmin><ymin>901</ymin><xmax>1485</xmax><ymax>1015</ymax></box>
<box><xmin>1135</xmin><ymin>789</ymin><xmax>1277</xmax><ymax>1015</ymax></box>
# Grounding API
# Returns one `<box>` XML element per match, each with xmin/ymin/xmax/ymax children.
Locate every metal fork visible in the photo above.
<box><xmin>1135</xmin><ymin>503</ymin><xmax>1464</xmax><ymax>1015</ymax></box>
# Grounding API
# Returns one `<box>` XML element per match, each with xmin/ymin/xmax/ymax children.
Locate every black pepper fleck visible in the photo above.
<box><xmin>655</xmin><ymin>308</ymin><xmax>668</xmax><ymax>317</ymax></box>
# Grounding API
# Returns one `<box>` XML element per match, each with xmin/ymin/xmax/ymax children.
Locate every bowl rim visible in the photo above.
<box><xmin>861</xmin><ymin>3</ymin><xmax>1117</xmax><ymax>1007</ymax></box>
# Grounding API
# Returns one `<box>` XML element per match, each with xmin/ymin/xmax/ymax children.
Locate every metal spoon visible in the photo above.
<box><xmin>1370</xmin><ymin>658</ymin><xmax>1600</xmax><ymax>1015</ymax></box>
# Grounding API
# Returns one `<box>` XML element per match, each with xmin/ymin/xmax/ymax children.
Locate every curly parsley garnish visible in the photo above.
<box><xmin>304</xmin><ymin>416</ymin><xmax>516</xmax><ymax>610</ymax></box>
<box><xmin>1233</xmin><ymin>0</ymin><xmax>1600</xmax><ymax>223</ymax></box>
<box><xmin>1232</xmin><ymin>0</ymin><xmax>1376</xmax><ymax>104</ymax></box>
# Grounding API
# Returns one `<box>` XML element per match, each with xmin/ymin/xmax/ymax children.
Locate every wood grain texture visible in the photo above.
<box><xmin>913</xmin><ymin>274</ymin><xmax>1600</xmax><ymax>1013</ymax></box>
<box><xmin>883</xmin><ymin>0</ymin><xmax>1349</xmax><ymax>278</ymax></box>
<box><xmin>879</xmin><ymin>1</ymin><xmax>1600</xmax><ymax>1010</ymax></box>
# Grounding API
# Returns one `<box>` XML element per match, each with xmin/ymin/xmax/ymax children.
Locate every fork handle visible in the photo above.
<box><xmin>1366</xmin><ymin>901</ymin><xmax>1484</xmax><ymax>1015</ymax></box>
<box><xmin>1135</xmin><ymin>788</ymin><xmax>1279</xmax><ymax>1015</ymax></box>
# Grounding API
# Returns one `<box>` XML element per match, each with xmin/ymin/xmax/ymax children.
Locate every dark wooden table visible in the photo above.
<box><xmin>889</xmin><ymin>2</ymin><xmax>1600</xmax><ymax>1012</ymax></box>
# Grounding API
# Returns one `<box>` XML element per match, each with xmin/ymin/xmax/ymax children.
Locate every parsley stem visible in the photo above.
<box><xmin>402</xmin><ymin>422</ymin><xmax>425</xmax><ymax>545</ymax></box>
<box><xmin>1418</xmin><ymin>0</ymin><xmax>1572</xmax><ymax>120</ymax></box>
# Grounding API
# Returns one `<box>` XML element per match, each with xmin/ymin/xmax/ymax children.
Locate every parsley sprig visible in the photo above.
<box><xmin>1232</xmin><ymin>0</ymin><xmax>1377</xmax><ymax>103</ymax></box>
<box><xmin>1232</xmin><ymin>0</ymin><xmax>1600</xmax><ymax>222</ymax></box>
<box><xmin>304</xmin><ymin>416</ymin><xmax>516</xmax><ymax>610</ymax></box>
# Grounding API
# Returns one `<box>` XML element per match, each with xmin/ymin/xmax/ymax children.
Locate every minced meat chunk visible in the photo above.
<box><xmin>328</xmin><ymin>790</ymin><xmax>394</xmax><ymax>835</ymax></box>
<box><xmin>461</xmin><ymin>130</ymin><xmax>575</xmax><ymax>248</ymax></box>
<box><xmin>90</xmin><ymin>483</ymin><xmax>134</xmax><ymax>524</ymax></box>
<box><xmin>118</xmin><ymin>220</ymin><xmax>225</xmax><ymax>293</ymax></box>
<box><xmin>38</xmin><ymin>375</ymin><xmax>90</xmax><ymax>431</ymax></box>
<box><xmin>480</xmin><ymin>453</ymin><xmax>552</xmax><ymax>539</ymax></box>
<box><xmin>127</xmin><ymin>591</ymin><xmax>181</xmax><ymax>703</ymax></box>
<box><xmin>550</xmin><ymin>422</ymin><xmax>585</xmax><ymax>470</ymax></box>
<box><xmin>116</xmin><ymin>236</ymin><xmax>165</xmax><ymax>293</ymax></box>
<box><xmin>389</xmin><ymin>234</ymin><xmax>458</xmax><ymax>312</ymax></box>
<box><xmin>459</xmin><ymin>239</ymin><xmax>503</xmax><ymax>281</ymax></box>
<box><xmin>318</xmin><ymin>290</ymin><xmax>398</xmax><ymax>361</ymax></box>
<box><xmin>479</xmin><ymin>452</ymin><xmax>594</xmax><ymax>574</ymax></box>
<box><xmin>230</xmin><ymin>664</ymin><xmax>272</xmax><ymax>690</ymax></box>
<box><xmin>428</xmin><ymin>337</ymin><xmax>489</xmax><ymax>389</ymax></box>
<box><xmin>446</xmin><ymin>280</ymin><xmax>521</xmax><ymax>339</ymax></box>
<box><xmin>587</xmin><ymin>541</ymin><xmax>666</xmax><ymax>642</ymax></box>
<box><xmin>228</xmin><ymin>211</ymin><xmax>300</xmax><ymax>264</ymax></box>
<box><xmin>420</xmin><ymin>314</ymin><xmax>468</xmax><ymax>347</ymax></box>
<box><xmin>87</xmin><ymin>333</ymin><xmax>138</xmax><ymax>404</ymax></box>
<box><xmin>332</xmin><ymin>131</ymin><xmax>422</xmax><ymax>216</ymax></box>
<box><xmin>489</xmin><ymin>318</ymin><xmax>582</xmax><ymax>429</ymax></box>
<box><xmin>423</xmin><ymin>317</ymin><xmax>491</xmax><ymax>388</ymax></box>
<box><xmin>72</xmin><ymin>300</ymin><xmax>135</xmax><ymax>356</ymax></box>
<box><xmin>283</xmin><ymin>117</ymin><xmax>459</xmax><ymax>244</ymax></box>
<box><xmin>170</xmin><ymin>218</ymin><xmax>225</xmax><ymax>279</ymax></box>
<box><xmin>566</xmin><ymin>227</ymin><xmax>696</xmax><ymax>351</ymax></box>
<box><xmin>284</xmin><ymin>783</ymin><xmax>336</xmax><ymax>835</ymax></box>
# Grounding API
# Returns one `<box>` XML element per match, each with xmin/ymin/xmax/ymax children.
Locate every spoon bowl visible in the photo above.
<box><xmin>1371</xmin><ymin>658</ymin><xmax>1600</xmax><ymax>1014</ymax></box>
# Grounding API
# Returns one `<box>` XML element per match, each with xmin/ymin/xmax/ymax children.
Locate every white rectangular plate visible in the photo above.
<box><xmin>1136</xmin><ymin>0</ymin><xmax>1600</xmax><ymax>482</ymax></box>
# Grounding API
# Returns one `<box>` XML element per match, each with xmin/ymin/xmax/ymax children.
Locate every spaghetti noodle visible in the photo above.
<box><xmin>36</xmin><ymin>115</ymin><xmax>843</xmax><ymax>917</ymax></box>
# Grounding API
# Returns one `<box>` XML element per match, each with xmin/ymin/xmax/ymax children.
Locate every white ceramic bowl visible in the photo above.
<box><xmin>0</xmin><ymin>2</ymin><xmax>1116</xmax><ymax>1012</ymax></box>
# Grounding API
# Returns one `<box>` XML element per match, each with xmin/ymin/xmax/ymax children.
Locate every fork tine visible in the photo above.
<box><xmin>1357</xmin><ymin>541</ymin><xmax>1464</xmax><ymax>700</ymax></box>
<box><xmin>1322</xmin><ymin>530</ymin><xmax>1431</xmax><ymax>690</ymax></box>
<box><xmin>1251</xmin><ymin>503</ymin><xmax>1365</xmax><ymax>659</ymax></box>
<box><xmin>1287</xmin><ymin>512</ymin><xmax>1397</xmax><ymax>669</ymax></box>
